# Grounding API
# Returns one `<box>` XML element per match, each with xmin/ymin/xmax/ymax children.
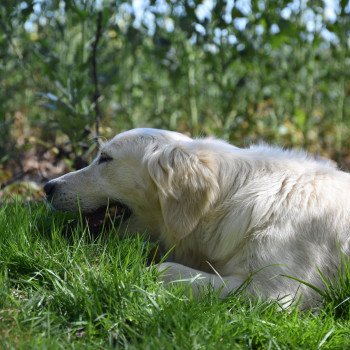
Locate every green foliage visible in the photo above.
<box><xmin>1</xmin><ymin>203</ymin><xmax>350</xmax><ymax>348</ymax></box>
<box><xmin>0</xmin><ymin>0</ymin><xmax>349</xmax><ymax>164</ymax></box>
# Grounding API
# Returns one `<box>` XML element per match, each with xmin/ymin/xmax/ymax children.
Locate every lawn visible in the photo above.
<box><xmin>1</xmin><ymin>203</ymin><xmax>350</xmax><ymax>349</ymax></box>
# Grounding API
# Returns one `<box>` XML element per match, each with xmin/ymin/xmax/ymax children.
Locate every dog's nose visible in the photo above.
<box><xmin>44</xmin><ymin>181</ymin><xmax>56</xmax><ymax>198</ymax></box>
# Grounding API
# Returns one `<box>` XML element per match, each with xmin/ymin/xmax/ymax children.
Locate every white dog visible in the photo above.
<box><xmin>44</xmin><ymin>128</ymin><xmax>350</xmax><ymax>307</ymax></box>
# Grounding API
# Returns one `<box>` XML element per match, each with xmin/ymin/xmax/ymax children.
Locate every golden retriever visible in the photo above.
<box><xmin>44</xmin><ymin>128</ymin><xmax>350</xmax><ymax>307</ymax></box>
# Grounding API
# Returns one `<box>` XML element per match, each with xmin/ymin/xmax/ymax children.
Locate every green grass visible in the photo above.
<box><xmin>1</xmin><ymin>203</ymin><xmax>350</xmax><ymax>349</ymax></box>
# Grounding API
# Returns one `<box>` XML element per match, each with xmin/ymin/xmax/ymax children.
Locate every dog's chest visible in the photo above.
<box><xmin>169</xmin><ymin>228</ymin><xmax>247</xmax><ymax>274</ymax></box>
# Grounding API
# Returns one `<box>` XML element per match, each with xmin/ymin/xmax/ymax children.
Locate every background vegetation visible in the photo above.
<box><xmin>1</xmin><ymin>0</ymin><xmax>350</xmax><ymax>192</ymax></box>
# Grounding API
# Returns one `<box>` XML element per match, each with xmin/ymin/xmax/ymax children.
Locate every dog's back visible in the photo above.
<box><xmin>204</xmin><ymin>143</ymin><xmax>350</xmax><ymax>306</ymax></box>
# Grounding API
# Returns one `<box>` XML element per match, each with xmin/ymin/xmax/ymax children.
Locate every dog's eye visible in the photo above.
<box><xmin>98</xmin><ymin>154</ymin><xmax>113</xmax><ymax>164</ymax></box>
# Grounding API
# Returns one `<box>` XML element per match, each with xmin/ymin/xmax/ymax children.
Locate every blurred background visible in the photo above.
<box><xmin>0</xmin><ymin>0</ymin><xmax>349</xmax><ymax>201</ymax></box>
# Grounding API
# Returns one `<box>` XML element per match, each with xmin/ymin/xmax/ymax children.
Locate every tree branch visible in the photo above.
<box><xmin>91</xmin><ymin>11</ymin><xmax>103</xmax><ymax>144</ymax></box>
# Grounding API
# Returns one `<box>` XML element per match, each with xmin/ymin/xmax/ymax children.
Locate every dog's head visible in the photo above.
<box><xmin>45</xmin><ymin>128</ymin><xmax>219</xmax><ymax>239</ymax></box>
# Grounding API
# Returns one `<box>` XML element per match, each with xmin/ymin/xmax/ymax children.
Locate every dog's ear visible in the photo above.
<box><xmin>146</xmin><ymin>143</ymin><xmax>219</xmax><ymax>240</ymax></box>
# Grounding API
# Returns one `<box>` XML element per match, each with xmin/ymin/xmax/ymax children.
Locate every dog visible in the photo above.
<box><xmin>44</xmin><ymin>128</ymin><xmax>350</xmax><ymax>307</ymax></box>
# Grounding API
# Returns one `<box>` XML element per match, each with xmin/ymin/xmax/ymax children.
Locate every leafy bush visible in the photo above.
<box><xmin>0</xmin><ymin>1</ymin><xmax>349</xmax><ymax>166</ymax></box>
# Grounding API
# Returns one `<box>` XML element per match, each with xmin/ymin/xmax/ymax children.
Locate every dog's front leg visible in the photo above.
<box><xmin>155</xmin><ymin>262</ymin><xmax>245</xmax><ymax>298</ymax></box>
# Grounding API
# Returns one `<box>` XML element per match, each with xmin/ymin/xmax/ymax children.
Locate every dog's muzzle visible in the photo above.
<box><xmin>44</xmin><ymin>179</ymin><xmax>132</xmax><ymax>219</ymax></box>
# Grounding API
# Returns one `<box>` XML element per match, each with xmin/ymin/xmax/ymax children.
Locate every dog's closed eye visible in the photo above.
<box><xmin>98</xmin><ymin>154</ymin><xmax>113</xmax><ymax>164</ymax></box>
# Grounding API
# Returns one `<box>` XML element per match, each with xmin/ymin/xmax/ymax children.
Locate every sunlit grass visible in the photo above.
<box><xmin>0</xmin><ymin>203</ymin><xmax>350</xmax><ymax>349</ymax></box>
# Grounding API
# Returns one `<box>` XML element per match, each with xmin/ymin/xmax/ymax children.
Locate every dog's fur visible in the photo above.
<box><xmin>45</xmin><ymin>128</ymin><xmax>350</xmax><ymax>307</ymax></box>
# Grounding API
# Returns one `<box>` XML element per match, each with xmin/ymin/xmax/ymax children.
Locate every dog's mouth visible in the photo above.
<box><xmin>84</xmin><ymin>201</ymin><xmax>132</xmax><ymax>233</ymax></box>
